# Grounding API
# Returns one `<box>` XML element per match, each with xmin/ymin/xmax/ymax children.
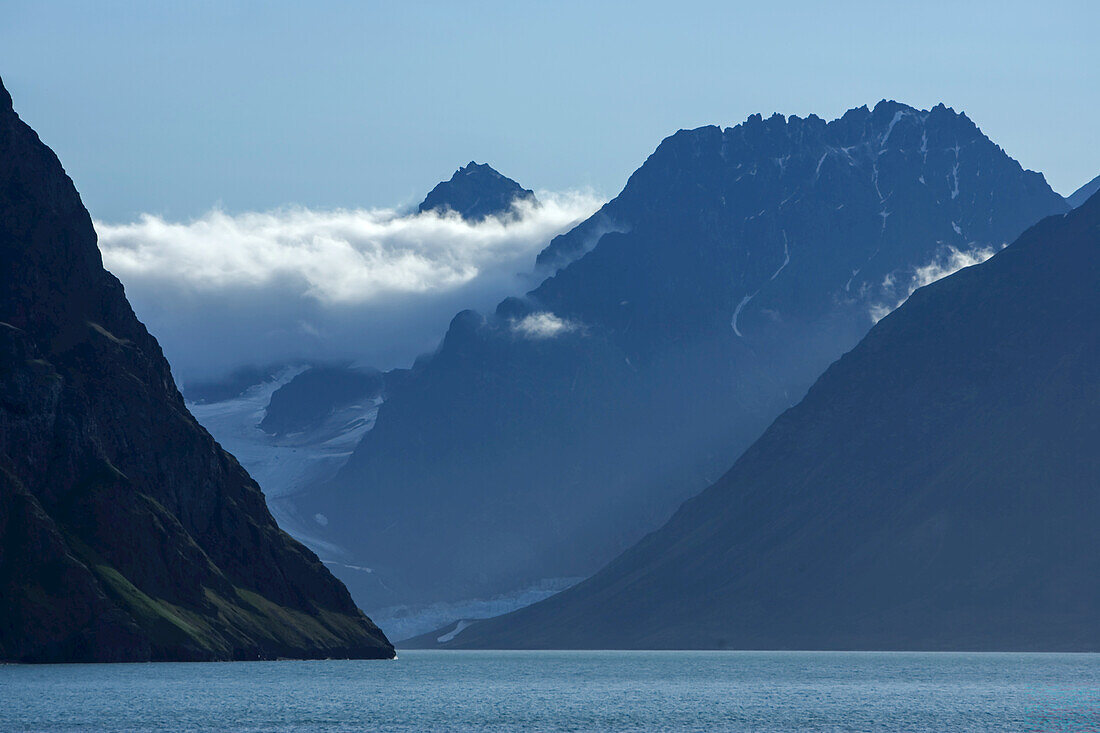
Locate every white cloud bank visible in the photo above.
<box><xmin>870</xmin><ymin>245</ymin><xmax>999</xmax><ymax>322</ymax></box>
<box><xmin>96</xmin><ymin>192</ymin><xmax>602</xmax><ymax>382</ymax></box>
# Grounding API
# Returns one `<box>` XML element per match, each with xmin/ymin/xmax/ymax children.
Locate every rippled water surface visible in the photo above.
<box><xmin>3</xmin><ymin>650</ymin><xmax>1100</xmax><ymax>731</ymax></box>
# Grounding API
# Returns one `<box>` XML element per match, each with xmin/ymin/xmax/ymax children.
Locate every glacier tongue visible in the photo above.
<box><xmin>188</xmin><ymin>370</ymin><xmax>382</xmax><ymax>555</ymax></box>
<box><xmin>376</xmin><ymin>576</ymin><xmax>584</xmax><ymax>643</ymax></box>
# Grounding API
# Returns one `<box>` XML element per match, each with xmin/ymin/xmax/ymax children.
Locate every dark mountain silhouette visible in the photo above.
<box><xmin>0</xmin><ymin>77</ymin><xmax>393</xmax><ymax>663</ymax></box>
<box><xmin>418</xmin><ymin>161</ymin><xmax>537</xmax><ymax>221</ymax></box>
<box><xmin>1068</xmin><ymin>174</ymin><xmax>1100</xmax><ymax>209</ymax></box>
<box><xmin>430</xmin><ymin>191</ymin><xmax>1100</xmax><ymax>650</ymax></box>
<box><xmin>260</xmin><ymin>365</ymin><xmax>384</xmax><ymax>437</ymax></box>
<box><xmin>301</xmin><ymin>102</ymin><xmax>1069</xmax><ymax>626</ymax></box>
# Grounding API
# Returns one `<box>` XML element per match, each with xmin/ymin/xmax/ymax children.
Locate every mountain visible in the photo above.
<box><xmin>1068</xmin><ymin>174</ymin><xmax>1100</xmax><ymax>209</ymax></box>
<box><xmin>299</xmin><ymin>101</ymin><xmax>1069</xmax><ymax>634</ymax></box>
<box><xmin>431</xmin><ymin>191</ymin><xmax>1100</xmax><ymax>650</ymax></box>
<box><xmin>260</xmin><ymin>365</ymin><xmax>384</xmax><ymax>437</ymax></box>
<box><xmin>0</xmin><ymin>77</ymin><xmax>393</xmax><ymax>663</ymax></box>
<box><xmin>417</xmin><ymin>161</ymin><xmax>537</xmax><ymax>221</ymax></box>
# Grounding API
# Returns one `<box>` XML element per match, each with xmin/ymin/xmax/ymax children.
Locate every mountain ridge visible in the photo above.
<box><xmin>431</xmin><ymin>190</ymin><xmax>1100</xmax><ymax>650</ymax></box>
<box><xmin>1068</xmin><ymin>173</ymin><xmax>1100</xmax><ymax>208</ymax></box>
<box><xmin>0</xmin><ymin>76</ymin><xmax>394</xmax><ymax>663</ymax></box>
<box><xmin>301</xmin><ymin>99</ymin><xmax>1069</xmax><ymax>635</ymax></box>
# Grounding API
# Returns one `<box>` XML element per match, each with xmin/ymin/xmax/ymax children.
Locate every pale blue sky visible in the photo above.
<box><xmin>1</xmin><ymin>0</ymin><xmax>1096</xmax><ymax>221</ymax></box>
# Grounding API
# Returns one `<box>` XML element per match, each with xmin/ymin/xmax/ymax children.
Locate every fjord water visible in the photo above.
<box><xmin>3</xmin><ymin>651</ymin><xmax>1099</xmax><ymax>731</ymax></box>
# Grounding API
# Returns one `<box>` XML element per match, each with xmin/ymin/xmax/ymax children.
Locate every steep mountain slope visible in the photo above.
<box><xmin>438</xmin><ymin>191</ymin><xmax>1100</xmax><ymax>650</ymax></box>
<box><xmin>1068</xmin><ymin>173</ymin><xmax>1100</xmax><ymax>209</ymax></box>
<box><xmin>305</xmin><ymin>101</ymin><xmax>1068</xmax><ymax>629</ymax></box>
<box><xmin>0</xmin><ymin>77</ymin><xmax>393</xmax><ymax>662</ymax></box>
<box><xmin>418</xmin><ymin>161</ymin><xmax>537</xmax><ymax>220</ymax></box>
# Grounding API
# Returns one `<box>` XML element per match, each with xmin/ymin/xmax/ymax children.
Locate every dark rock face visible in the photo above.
<box><xmin>261</xmin><ymin>365</ymin><xmax>384</xmax><ymax>436</ymax></box>
<box><xmin>0</xmin><ymin>78</ymin><xmax>394</xmax><ymax>663</ymax></box>
<box><xmin>1068</xmin><ymin>174</ymin><xmax>1100</xmax><ymax>209</ymax></box>
<box><xmin>305</xmin><ymin>102</ymin><xmax>1068</xmax><ymax>617</ymax></box>
<box><xmin>440</xmin><ymin>192</ymin><xmax>1100</xmax><ymax>651</ymax></box>
<box><xmin>417</xmin><ymin>162</ymin><xmax>537</xmax><ymax>221</ymax></box>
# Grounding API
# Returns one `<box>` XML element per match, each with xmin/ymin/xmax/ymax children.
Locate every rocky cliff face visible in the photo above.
<box><xmin>437</xmin><ymin>191</ymin><xmax>1100</xmax><ymax>651</ymax></box>
<box><xmin>0</xmin><ymin>77</ymin><xmax>393</xmax><ymax>663</ymax></box>
<box><xmin>303</xmin><ymin>101</ymin><xmax>1069</xmax><ymax>624</ymax></box>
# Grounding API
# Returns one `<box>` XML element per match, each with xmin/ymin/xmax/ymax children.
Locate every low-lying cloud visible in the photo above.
<box><xmin>96</xmin><ymin>192</ymin><xmax>602</xmax><ymax>382</ymax></box>
<box><xmin>870</xmin><ymin>245</ymin><xmax>999</xmax><ymax>322</ymax></box>
<box><xmin>511</xmin><ymin>312</ymin><xmax>578</xmax><ymax>339</ymax></box>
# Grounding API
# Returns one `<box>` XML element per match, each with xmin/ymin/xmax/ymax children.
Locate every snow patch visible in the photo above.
<box><xmin>732</xmin><ymin>232</ymin><xmax>790</xmax><ymax>338</ymax></box>
<box><xmin>950</xmin><ymin>142</ymin><xmax>962</xmax><ymax>199</ymax></box>
<box><xmin>881</xmin><ymin>110</ymin><xmax>907</xmax><ymax>148</ymax></box>
<box><xmin>871</xmin><ymin>160</ymin><xmax>885</xmax><ymax>203</ymax></box>
<box><xmin>771</xmin><ymin>232</ymin><xmax>791</xmax><ymax>281</ymax></box>
<box><xmin>437</xmin><ymin>620</ymin><xmax>473</xmax><ymax>644</ymax></box>
<box><xmin>731</xmin><ymin>294</ymin><xmax>754</xmax><ymax>337</ymax></box>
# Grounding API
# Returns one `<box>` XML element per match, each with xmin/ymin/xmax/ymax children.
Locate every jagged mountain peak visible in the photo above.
<box><xmin>305</xmin><ymin>98</ymin><xmax>1067</xmax><ymax>631</ymax></box>
<box><xmin>417</xmin><ymin>161</ymin><xmax>537</xmax><ymax>221</ymax></box>
<box><xmin>657</xmin><ymin>100</ymin><xmax>980</xmax><ymax>157</ymax></box>
<box><xmin>536</xmin><ymin>100</ymin><xmax>1062</xmax><ymax>274</ymax></box>
<box><xmin>460</xmin><ymin>160</ymin><xmax>501</xmax><ymax>176</ymax></box>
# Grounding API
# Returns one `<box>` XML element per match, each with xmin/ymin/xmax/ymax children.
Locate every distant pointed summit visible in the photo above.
<box><xmin>418</xmin><ymin>162</ymin><xmax>537</xmax><ymax>221</ymax></box>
